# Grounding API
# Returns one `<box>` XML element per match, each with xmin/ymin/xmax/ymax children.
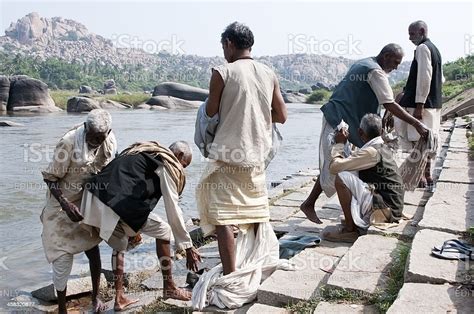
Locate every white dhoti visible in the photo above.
<box><xmin>337</xmin><ymin>171</ymin><xmax>374</xmax><ymax>229</ymax></box>
<box><xmin>319</xmin><ymin>117</ymin><xmax>352</xmax><ymax>197</ymax></box>
<box><xmin>196</xmin><ymin>161</ymin><xmax>270</xmax><ymax>237</ymax></box>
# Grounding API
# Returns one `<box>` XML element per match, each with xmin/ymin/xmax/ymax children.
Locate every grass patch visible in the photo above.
<box><xmin>49</xmin><ymin>90</ymin><xmax>151</xmax><ymax>109</ymax></box>
<box><xmin>141</xmin><ymin>299</ymin><xmax>185</xmax><ymax>313</ymax></box>
<box><xmin>468</xmin><ymin>135</ymin><xmax>474</xmax><ymax>152</ymax></box>
<box><xmin>106</xmin><ymin>93</ymin><xmax>150</xmax><ymax>107</ymax></box>
<box><xmin>371</xmin><ymin>242</ymin><xmax>410</xmax><ymax>312</ymax></box>
<box><xmin>285</xmin><ymin>298</ymin><xmax>319</xmax><ymax>313</ymax></box>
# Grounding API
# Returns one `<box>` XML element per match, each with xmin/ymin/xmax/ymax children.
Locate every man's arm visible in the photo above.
<box><xmin>271</xmin><ymin>76</ymin><xmax>287</xmax><ymax>124</ymax></box>
<box><xmin>413</xmin><ymin>44</ymin><xmax>433</xmax><ymax>120</ymax></box>
<box><xmin>384</xmin><ymin>102</ymin><xmax>428</xmax><ymax>137</ymax></box>
<box><xmin>42</xmin><ymin>137</ymin><xmax>83</xmax><ymax>222</ymax></box>
<box><xmin>206</xmin><ymin>69</ymin><xmax>225</xmax><ymax>117</ymax></box>
<box><xmin>157</xmin><ymin>167</ymin><xmax>201</xmax><ymax>271</ymax></box>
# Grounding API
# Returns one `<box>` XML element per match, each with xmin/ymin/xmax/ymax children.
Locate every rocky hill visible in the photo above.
<box><xmin>0</xmin><ymin>12</ymin><xmax>409</xmax><ymax>90</ymax></box>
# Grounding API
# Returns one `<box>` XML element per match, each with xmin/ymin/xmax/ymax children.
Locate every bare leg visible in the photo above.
<box><xmin>335</xmin><ymin>175</ymin><xmax>356</xmax><ymax>233</ymax></box>
<box><xmin>300</xmin><ymin>176</ymin><xmax>323</xmax><ymax>224</ymax></box>
<box><xmin>112</xmin><ymin>250</ymin><xmax>138</xmax><ymax>311</ymax></box>
<box><xmin>155</xmin><ymin>239</ymin><xmax>191</xmax><ymax>300</ymax></box>
<box><xmin>57</xmin><ymin>289</ymin><xmax>67</xmax><ymax>314</ymax></box>
<box><xmin>84</xmin><ymin>246</ymin><xmax>107</xmax><ymax>313</ymax></box>
<box><xmin>216</xmin><ymin>225</ymin><xmax>236</xmax><ymax>275</ymax></box>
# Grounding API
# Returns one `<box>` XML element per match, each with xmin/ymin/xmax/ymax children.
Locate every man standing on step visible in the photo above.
<box><xmin>395</xmin><ymin>20</ymin><xmax>443</xmax><ymax>188</ymax></box>
<box><xmin>300</xmin><ymin>44</ymin><xmax>429</xmax><ymax>224</ymax></box>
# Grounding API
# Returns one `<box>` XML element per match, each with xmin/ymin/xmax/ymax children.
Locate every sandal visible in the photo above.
<box><xmin>431</xmin><ymin>241</ymin><xmax>473</xmax><ymax>260</ymax></box>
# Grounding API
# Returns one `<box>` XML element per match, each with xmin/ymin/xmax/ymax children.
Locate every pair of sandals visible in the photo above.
<box><xmin>431</xmin><ymin>239</ymin><xmax>473</xmax><ymax>260</ymax></box>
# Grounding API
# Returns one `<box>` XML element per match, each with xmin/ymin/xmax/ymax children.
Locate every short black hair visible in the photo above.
<box><xmin>221</xmin><ymin>22</ymin><xmax>254</xmax><ymax>50</ymax></box>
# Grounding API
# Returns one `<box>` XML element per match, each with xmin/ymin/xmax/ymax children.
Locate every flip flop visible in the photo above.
<box><xmin>431</xmin><ymin>242</ymin><xmax>473</xmax><ymax>260</ymax></box>
<box><xmin>433</xmin><ymin>239</ymin><xmax>473</xmax><ymax>252</ymax></box>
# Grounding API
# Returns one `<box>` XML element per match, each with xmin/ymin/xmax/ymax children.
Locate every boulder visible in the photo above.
<box><xmin>0</xmin><ymin>120</ymin><xmax>24</xmax><ymax>127</ymax></box>
<box><xmin>298</xmin><ymin>88</ymin><xmax>310</xmax><ymax>94</ymax></box>
<box><xmin>146</xmin><ymin>95</ymin><xmax>201</xmax><ymax>109</ymax></box>
<box><xmin>100</xmin><ymin>99</ymin><xmax>131</xmax><ymax>109</ymax></box>
<box><xmin>0</xmin><ymin>75</ymin><xmax>10</xmax><ymax>111</ymax></box>
<box><xmin>104</xmin><ymin>88</ymin><xmax>117</xmax><ymax>95</ymax></box>
<box><xmin>282</xmin><ymin>91</ymin><xmax>306</xmax><ymax>103</ymax></box>
<box><xmin>79</xmin><ymin>85</ymin><xmax>93</xmax><ymax>94</ymax></box>
<box><xmin>66</xmin><ymin>96</ymin><xmax>100</xmax><ymax>112</ymax></box>
<box><xmin>6</xmin><ymin>76</ymin><xmax>56</xmax><ymax>111</ymax></box>
<box><xmin>152</xmin><ymin>82</ymin><xmax>208</xmax><ymax>101</ymax></box>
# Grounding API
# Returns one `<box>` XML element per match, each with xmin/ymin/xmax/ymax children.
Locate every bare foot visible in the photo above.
<box><xmin>114</xmin><ymin>294</ymin><xmax>139</xmax><ymax>311</ymax></box>
<box><xmin>92</xmin><ymin>298</ymin><xmax>107</xmax><ymax>313</ymax></box>
<box><xmin>300</xmin><ymin>200</ymin><xmax>323</xmax><ymax>224</ymax></box>
<box><xmin>163</xmin><ymin>287</ymin><xmax>192</xmax><ymax>301</ymax></box>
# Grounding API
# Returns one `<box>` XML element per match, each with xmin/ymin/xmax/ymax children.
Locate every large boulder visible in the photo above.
<box><xmin>79</xmin><ymin>85</ymin><xmax>93</xmax><ymax>94</ymax></box>
<box><xmin>0</xmin><ymin>75</ymin><xmax>10</xmax><ymax>111</ymax></box>
<box><xmin>6</xmin><ymin>76</ymin><xmax>57</xmax><ymax>111</ymax></box>
<box><xmin>103</xmin><ymin>79</ymin><xmax>117</xmax><ymax>94</ymax></box>
<box><xmin>152</xmin><ymin>82</ymin><xmax>208</xmax><ymax>101</ymax></box>
<box><xmin>66</xmin><ymin>96</ymin><xmax>101</xmax><ymax>112</ymax></box>
<box><xmin>100</xmin><ymin>99</ymin><xmax>131</xmax><ymax>109</ymax></box>
<box><xmin>146</xmin><ymin>95</ymin><xmax>201</xmax><ymax>109</ymax></box>
<box><xmin>282</xmin><ymin>91</ymin><xmax>307</xmax><ymax>103</ymax></box>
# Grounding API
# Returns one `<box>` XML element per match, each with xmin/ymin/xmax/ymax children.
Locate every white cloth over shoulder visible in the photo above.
<box><xmin>194</xmin><ymin>101</ymin><xmax>283</xmax><ymax>169</ymax></box>
<box><xmin>191</xmin><ymin>222</ymin><xmax>295</xmax><ymax>310</ymax></box>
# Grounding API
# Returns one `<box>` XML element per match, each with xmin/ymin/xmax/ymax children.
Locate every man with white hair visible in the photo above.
<box><xmin>41</xmin><ymin>109</ymin><xmax>117</xmax><ymax>313</ymax></box>
<box><xmin>80</xmin><ymin>140</ymin><xmax>201</xmax><ymax>305</ymax></box>
<box><xmin>322</xmin><ymin>114</ymin><xmax>404</xmax><ymax>243</ymax></box>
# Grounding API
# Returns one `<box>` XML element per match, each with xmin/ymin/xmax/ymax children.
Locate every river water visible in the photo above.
<box><xmin>0</xmin><ymin>103</ymin><xmax>322</xmax><ymax>303</ymax></box>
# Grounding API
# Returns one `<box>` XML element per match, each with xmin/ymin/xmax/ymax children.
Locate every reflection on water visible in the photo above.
<box><xmin>0</xmin><ymin>103</ymin><xmax>322</xmax><ymax>301</ymax></box>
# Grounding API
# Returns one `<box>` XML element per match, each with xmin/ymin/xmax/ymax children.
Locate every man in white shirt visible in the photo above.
<box><xmin>81</xmin><ymin>140</ymin><xmax>201</xmax><ymax>308</ymax></box>
<box><xmin>396</xmin><ymin>20</ymin><xmax>443</xmax><ymax>188</ymax></box>
<box><xmin>300</xmin><ymin>44</ymin><xmax>429</xmax><ymax>224</ymax></box>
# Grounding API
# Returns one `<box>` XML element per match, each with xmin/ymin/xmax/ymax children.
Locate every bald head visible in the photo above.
<box><xmin>409</xmin><ymin>20</ymin><xmax>428</xmax><ymax>45</ymax></box>
<box><xmin>376</xmin><ymin>43</ymin><xmax>404</xmax><ymax>73</ymax></box>
<box><xmin>169</xmin><ymin>140</ymin><xmax>192</xmax><ymax>168</ymax></box>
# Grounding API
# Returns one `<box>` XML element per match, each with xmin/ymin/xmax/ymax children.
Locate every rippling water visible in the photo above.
<box><xmin>0</xmin><ymin>103</ymin><xmax>322</xmax><ymax>303</ymax></box>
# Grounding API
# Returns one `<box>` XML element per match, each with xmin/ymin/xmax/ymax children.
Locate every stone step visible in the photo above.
<box><xmin>405</xmin><ymin>229</ymin><xmax>472</xmax><ymax>284</ymax></box>
<box><xmin>31</xmin><ymin>274</ymin><xmax>107</xmax><ymax>302</ymax></box>
<box><xmin>269</xmin><ymin>205</ymin><xmax>299</xmax><ymax>222</ymax></box>
<box><xmin>326</xmin><ymin>235</ymin><xmax>398</xmax><ymax>295</ymax></box>
<box><xmin>246</xmin><ymin>303</ymin><xmax>290</xmax><ymax>313</ymax></box>
<box><xmin>103</xmin><ymin>291</ymin><xmax>161</xmax><ymax>313</ymax></box>
<box><xmin>387</xmin><ymin>283</ymin><xmax>474</xmax><ymax>313</ymax></box>
<box><xmin>257</xmin><ymin>248</ymin><xmax>339</xmax><ymax>307</ymax></box>
<box><xmin>141</xmin><ymin>242</ymin><xmax>221</xmax><ymax>290</ymax></box>
<box><xmin>419</xmin><ymin>180</ymin><xmax>474</xmax><ymax>234</ymax></box>
<box><xmin>367</xmin><ymin>204</ymin><xmax>422</xmax><ymax>240</ymax></box>
<box><xmin>314</xmin><ymin>301</ymin><xmax>377</xmax><ymax>313</ymax></box>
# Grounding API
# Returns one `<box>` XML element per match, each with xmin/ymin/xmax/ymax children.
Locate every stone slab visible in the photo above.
<box><xmin>268</xmin><ymin>177</ymin><xmax>315</xmax><ymax>200</ymax></box>
<box><xmin>247</xmin><ymin>303</ymin><xmax>290</xmax><ymax>314</ymax></box>
<box><xmin>403</xmin><ymin>190</ymin><xmax>431</xmax><ymax>207</ymax></box>
<box><xmin>31</xmin><ymin>274</ymin><xmax>107</xmax><ymax>302</ymax></box>
<box><xmin>273</xmin><ymin>198</ymin><xmax>302</xmax><ymax>207</ymax></box>
<box><xmin>419</xmin><ymin>182</ymin><xmax>474</xmax><ymax>234</ymax></box>
<box><xmin>442</xmin><ymin>159</ymin><xmax>474</xmax><ymax>169</ymax></box>
<box><xmin>6</xmin><ymin>293</ymin><xmax>58</xmax><ymax>313</ymax></box>
<box><xmin>444</xmin><ymin>151</ymin><xmax>471</xmax><ymax>162</ymax></box>
<box><xmin>269</xmin><ymin>206</ymin><xmax>299</xmax><ymax>222</ymax></box>
<box><xmin>272</xmin><ymin>217</ymin><xmax>338</xmax><ymax>236</ymax></box>
<box><xmin>314</xmin><ymin>302</ymin><xmax>378</xmax><ymax>313</ymax></box>
<box><xmin>326</xmin><ymin>235</ymin><xmax>398</xmax><ymax>295</ymax></box>
<box><xmin>257</xmin><ymin>248</ymin><xmax>338</xmax><ymax>307</ymax></box>
<box><xmin>196</xmin><ymin>302</ymin><xmax>253</xmax><ymax>313</ymax></box>
<box><xmin>387</xmin><ymin>283</ymin><xmax>474</xmax><ymax>313</ymax></box>
<box><xmin>405</xmin><ymin>229</ymin><xmax>473</xmax><ymax>284</ymax></box>
<box><xmin>141</xmin><ymin>242</ymin><xmax>221</xmax><ymax>290</ymax></box>
<box><xmin>437</xmin><ymin>168</ymin><xmax>474</xmax><ymax>184</ymax></box>
<box><xmin>283</xmin><ymin>191</ymin><xmax>310</xmax><ymax>202</ymax></box>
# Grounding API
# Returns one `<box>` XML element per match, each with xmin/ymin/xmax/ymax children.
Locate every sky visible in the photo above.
<box><xmin>0</xmin><ymin>0</ymin><xmax>473</xmax><ymax>62</ymax></box>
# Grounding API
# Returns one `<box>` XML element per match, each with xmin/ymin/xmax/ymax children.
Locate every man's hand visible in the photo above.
<box><xmin>413</xmin><ymin>120</ymin><xmax>429</xmax><ymax>138</ymax></box>
<box><xmin>59</xmin><ymin>197</ymin><xmax>84</xmax><ymax>222</ymax></box>
<box><xmin>334</xmin><ymin>129</ymin><xmax>349</xmax><ymax>144</ymax></box>
<box><xmin>186</xmin><ymin>247</ymin><xmax>202</xmax><ymax>272</ymax></box>
<box><xmin>413</xmin><ymin>103</ymin><xmax>424</xmax><ymax>120</ymax></box>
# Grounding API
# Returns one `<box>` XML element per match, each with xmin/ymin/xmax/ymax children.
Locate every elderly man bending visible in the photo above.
<box><xmin>41</xmin><ymin>109</ymin><xmax>117</xmax><ymax>313</ymax></box>
<box><xmin>322</xmin><ymin>114</ymin><xmax>405</xmax><ymax>243</ymax></box>
<box><xmin>81</xmin><ymin>140</ymin><xmax>201</xmax><ymax>306</ymax></box>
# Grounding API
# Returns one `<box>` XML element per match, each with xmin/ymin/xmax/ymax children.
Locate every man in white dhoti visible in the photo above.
<box><xmin>193</xmin><ymin>22</ymin><xmax>289</xmax><ymax>309</ymax></box>
<box><xmin>322</xmin><ymin>114</ymin><xmax>405</xmax><ymax>243</ymax></box>
<box><xmin>81</xmin><ymin>141</ymin><xmax>201</xmax><ymax>305</ymax></box>
<box><xmin>41</xmin><ymin>109</ymin><xmax>117</xmax><ymax>313</ymax></box>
